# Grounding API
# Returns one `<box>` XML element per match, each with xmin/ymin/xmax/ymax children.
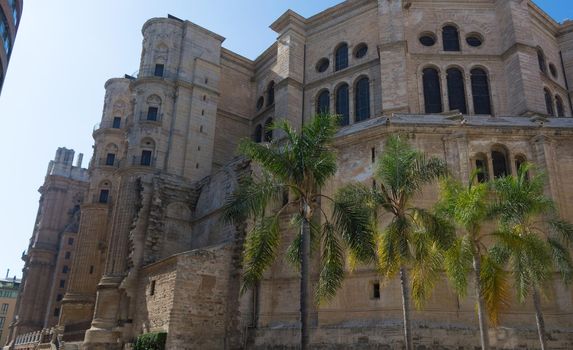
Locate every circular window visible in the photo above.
<box><xmin>466</xmin><ymin>33</ymin><xmax>483</xmax><ymax>47</ymax></box>
<box><xmin>549</xmin><ymin>63</ymin><xmax>558</xmax><ymax>78</ymax></box>
<box><xmin>316</xmin><ymin>58</ymin><xmax>330</xmax><ymax>73</ymax></box>
<box><xmin>354</xmin><ymin>43</ymin><xmax>368</xmax><ymax>58</ymax></box>
<box><xmin>256</xmin><ymin>97</ymin><xmax>264</xmax><ymax>111</ymax></box>
<box><xmin>419</xmin><ymin>33</ymin><xmax>436</xmax><ymax>47</ymax></box>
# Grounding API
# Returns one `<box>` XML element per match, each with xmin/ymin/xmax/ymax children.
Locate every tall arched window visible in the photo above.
<box><xmin>423</xmin><ymin>68</ymin><xmax>443</xmax><ymax>113</ymax></box>
<box><xmin>446</xmin><ymin>68</ymin><xmax>467</xmax><ymax>114</ymax></box>
<box><xmin>492</xmin><ymin>148</ymin><xmax>510</xmax><ymax>178</ymax></box>
<box><xmin>264</xmin><ymin>118</ymin><xmax>273</xmax><ymax>142</ymax></box>
<box><xmin>515</xmin><ymin>155</ymin><xmax>528</xmax><ymax>177</ymax></box>
<box><xmin>316</xmin><ymin>90</ymin><xmax>330</xmax><ymax>114</ymax></box>
<box><xmin>544</xmin><ymin>88</ymin><xmax>554</xmax><ymax>116</ymax></box>
<box><xmin>537</xmin><ymin>48</ymin><xmax>547</xmax><ymax>74</ymax></box>
<box><xmin>471</xmin><ymin>68</ymin><xmax>492</xmax><ymax>115</ymax></box>
<box><xmin>335</xmin><ymin>43</ymin><xmax>349</xmax><ymax>71</ymax></box>
<box><xmin>474</xmin><ymin>153</ymin><xmax>489</xmax><ymax>183</ymax></box>
<box><xmin>267</xmin><ymin>81</ymin><xmax>275</xmax><ymax>106</ymax></box>
<box><xmin>336</xmin><ymin>84</ymin><xmax>350</xmax><ymax>126</ymax></box>
<box><xmin>254</xmin><ymin>124</ymin><xmax>263</xmax><ymax>143</ymax></box>
<box><xmin>442</xmin><ymin>25</ymin><xmax>460</xmax><ymax>52</ymax></box>
<box><xmin>140</xmin><ymin>138</ymin><xmax>155</xmax><ymax>166</ymax></box>
<box><xmin>355</xmin><ymin>77</ymin><xmax>370</xmax><ymax>122</ymax></box>
<box><xmin>556</xmin><ymin>95</ymin><xmax>565</xmax><ymax>117</ymax></box>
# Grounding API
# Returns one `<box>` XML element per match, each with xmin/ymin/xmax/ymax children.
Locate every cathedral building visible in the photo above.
<box><xmin>5</xmin><ymin>0</ymin><xmax>573</xmax><ymax>349</ymax></box>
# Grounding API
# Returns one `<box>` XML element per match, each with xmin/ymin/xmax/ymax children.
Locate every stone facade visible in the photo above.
<box><xmin>0</xmin><ymin>0</ymin><xmax>22</xmax><ymax>94</ymax></box>
<box><xmin>6</xmin><ymin>1</ymin><xmax>573</xmax><ymax>349</ymax></box>
<box><xmin>0</xmin><ymin>276</ymin><xmax>20</xmax><ymax>346</ymax></box>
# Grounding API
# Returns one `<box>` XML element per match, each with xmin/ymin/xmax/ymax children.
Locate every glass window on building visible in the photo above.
<box><xmin>8</xmin><ymin>0</ymin><xmax>18</xmax><ymax>26</ymax></box>
<box><xmin>0</xmin><ymin>316</ymin><xmax>5</xmax><ymax>328</ymax></box>
<box><xmin>0</xmin><ymin>9</ymin><xmax>11</xmax><ymax>55</ymax></box>
<box><xmin>0</xmin><ymin>303</ymin><xmax>7</xmax><ymax>314</ymax></box>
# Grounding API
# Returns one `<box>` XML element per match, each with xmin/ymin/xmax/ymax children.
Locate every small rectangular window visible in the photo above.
<box><xmin>1</xmin><ymin>303</ymin><xmax>8</xmax><ymax>314</ymax></box>
<box><xmin>150</xmin><ymin>280</ymin><xmax>156</xmax><ymax>296</ymax></box>
<box><xmin>89</xmin><ymin>265</ymin><xmax>94</xmax><ymax>274</ymax></box>
<box><xmin>373</xmin><ymin>282</ymin><xmax>381</xmax><ymax>299</ymax></box>
<box><xmin>64</xmin><ymin>251</ymin><xmax>71</xmax><ymax>260</ymax></box>
<box><xmin>99</xmin><ymin>189</ymin><xmax>109</xmax><ymax>204</ymax></box>
<box><xmin>154</xmin><ymin>64</ymin><xmax>164</xmax><ymax>77</ymax></box>
<box><xmin>371</xmin><ymin>147</ymin><xmax>376</xmax><ymax>163</ymax></box>
<box><xmin>0</xmin><ymin>317</ymin><xmax>4</xmax><ymax>328</ymax></box>
<box><xmin>62</xmin><ymin>265</ymin><xmax>69</xmax><ymax>274</ymax></box>
<box><xmin>147</xmin><ymin>107</ymin><xmax>159</xmax><ymax>121</ymax></box>
<box><xmin>112</xmin><ymin>117</ymin><xmax>121</xmax><ymax>128</ymax></box>
<box><xmin>105</xmin><ymin>153</ymin><xmax>116</xmax><ymax>166</ymax></box>
<box><xmin>59</xmin><ymin>280</ymin><xmax>65</xmax><ymax>288</ymax></box>
<box><xmin>140</xmin><ymin>150</ymin><xmax>153</xmax><ymax>166</ymax></box>
<box><xmin>68</xmin><ymin>238</ymin><xmax>74</xmax><ymax>245</ymax></box>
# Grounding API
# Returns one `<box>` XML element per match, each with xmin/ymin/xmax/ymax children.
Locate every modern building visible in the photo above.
<box><xmin>0</xmin><ymin>0</ymin><xmax>22</xmax><ymax>94</ymax></box>
<box><xmin>0</xmin><ymin>274</ymin><xmax>20</xmax><ymax>346</ymax></box>
<box><xmin>7</xmin><ymin>0</ymin><xmax>573</xmax><ymax>349</ymax></box>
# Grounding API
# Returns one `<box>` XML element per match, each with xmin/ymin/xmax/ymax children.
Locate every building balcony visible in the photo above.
<box><xmin>96</xmin><ymin>157</ymin><xmax>120</xmax><ymax>168</ymax></box>
<box><xmin>93</xmin><ymin>120</ymin><xmax>124</xmax><ymax>135</ymax></box>
<box><xmin>138</xmin><ymin>111</ymin><xmax>163</xmax><ymax>124</ymax></box>
<box><xmin>92</xmin><ymin>193</ymin><xmax>112</xmax><ymax>205</ymax></box>
<box><xmin>119</xmin><ymin>155</ymin><xmax>157</xmax><ymax>168</ymax></box>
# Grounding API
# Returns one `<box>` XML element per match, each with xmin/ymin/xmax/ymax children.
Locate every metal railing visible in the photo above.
<box><xmin>92</xmin><ymin>194</ymin><xmax>112</xmax><ymax>205</ymax></box>
<box><xmin>93</xmin><ymin>120</ymin><xmax>123</xmax><ymax>132</ymax></box>
<box><xmin>97</xmin><ymin>157</ymin><xmax>120</xmax><ymax>168</ymax></box>
<box><xmin>122</xmin><ymin>155</ymin><xmax>157</xmax><ymax>167</ymax></box>
<box><xmin>138</xmin><ymin>111</ymin><xmax>163</xmax><ymax>123</ymax></box>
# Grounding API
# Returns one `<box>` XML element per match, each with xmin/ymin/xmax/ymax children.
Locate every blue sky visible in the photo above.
<box><xmin>0</xmin><ymin>0</ymin><xmax>571</xmax><ymax>279</ymax></box>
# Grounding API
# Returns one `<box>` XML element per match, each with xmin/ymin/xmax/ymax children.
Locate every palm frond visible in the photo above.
<box><xmin>333</xmin><ymin>183</ymin><xmax>377</xmax><ymax>263</ymax></box>
<box><xmin>549</xmin><ymin>219</ymin><xmax>573</xmax><ymax>247</ymax></box>
<box><xmin>410</xmin><ymin>207</ymin><xmax>455</xmax><ymax>251</ymax></box>
<box><xmin>548</xmin><ymin>237</ymin><xmax>573</xmax><ymax>285</ymax></box>
<box><xmin>444</xmin><ymin>236</ymin><xmax>474</xmax><ymax>297</ymax></box>
<box><xmin>241</xmin><ymin>215</ymin><xmax>281</xmax><ymax>293</ymax></box>
<box><xmin>285</xmin><ymin>214</ymin><xmax>321</xmax><ymax>268</ymax></box>
<box><xmin>377</xmin><ymin>216</ymin><xmax>410</xmax><ymax>278</ymax></box>
<box><xmin>480</xmin><ymin>254</ymin><xmax>510</xmax><ymax>326</ymax></box>
<box><xmin>316</xmin><ymin>222</ymin><xmax>345</xmax><ymax>303</ymax></box>
<box><xmin>410</xmin><ymin>231</ymin><xmax>444</xmax><ymax>308</ymax></box>
<box><xmin>222</xmin><ymin>172</ymin><xmax>284</xmax><ymax>223</ymax></box>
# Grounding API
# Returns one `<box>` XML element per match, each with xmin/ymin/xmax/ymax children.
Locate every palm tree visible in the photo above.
<box><xmin>490</xmin><ymin>163</ymin><xmax>573</xmax><ymax>350</ymax></box>
<box><xmin>335</xmin><ymin>135</ymin><xmax>452</xmax><ymax>350</ymax></box>
<box><xmin>223</xmin><ymin>114</ymin><xmax>374</xmax><ymax>350</ymax></box>
<box><xmin>437</xmin><ymin>174</ymin><xmax>510</xmax><ymax>350</ymax></box>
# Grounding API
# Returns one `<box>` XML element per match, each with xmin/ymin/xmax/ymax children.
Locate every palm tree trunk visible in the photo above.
<box><xmin>533</xmin><ymin>287</ymin><xmax>547</xmax><ymax>350</ymax></box>
<box><xmin>399</xmin><ymin>266</ymin><xmax>413</xmax><ymax>350</ymax></box>
<box><xmin>472</xmin><ymin>254</ymin><xmax>490</xmax><ymax>350</ymax></box>
<box><xmin>300</xmin><ymin>216</ymin><xmax>311</xmax><ymax>350</ymax></box>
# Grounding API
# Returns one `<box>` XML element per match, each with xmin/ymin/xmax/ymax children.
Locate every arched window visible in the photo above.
<box><xmin>140</xmin><ymin>138</ymin><xmax>155</xmax><ymax>166</ymax></box>
<box><xmin>470</xmin><ymin>68</ymin><xmax>492</xmax><ymax>115</ymax></box>
<box><xmin>515</xmin><ymin>155</ymin><xmax>528</xmax><ymax>178</ymax></box>
<box><xmin>254</xmin><ymin>124</ymin><xmax>263</xmax><ymax>143</ymax></box>
<box><xmin>423</xmin><ymin>68</ymin><xmax>443</xmax><ymax>113</ymax></box>
<box><xmin>544</xmin><ymin>88</ymin><xmax>554</xmax><ymax>116</ymax></box>
<box><xmin>355</xmin><ymin>77</ymin><xmax>370</xmax><ymax>122</ymax></box>
<box><xmin>537</xmin><ymin>48</ymin><xmax>547</xmax><ymax>74</ymax></box>
<box><xmin>316</xmin><ymin>90</ymin><xmax>330</xmax><ymax>114</ymax></box>
<box><xmin>442</xmin><ymin>25</ymin><xmax>460</xmax><ymax>52</ymax></box>
<box><xmin>336</xmin><ymin>84</ymin><xmax>350</xmax><ymax>126</ymax></box>
<box><xmin>264</xmin><ymin>118</ymin><xmax>273</xmax><ymax>142</ymax></box>
<box><xmin>335</xmin><ymin>43</ymin><xmax>349</xmax><ymax>71</ymax></box>
<box><xmin>446</xmin><ymin>68</ymin><xmax>467</xmax><ymax>114</ymax></box>
<box><xmin>98</xmin><ymin>181</ymin><xmax>112</xmax><ymax>204</ymax></box>
<box><xmin>474</xmin><ymin>153</ymin><xmax>489</xmax><ymax>183</ymax></box>
<box><xmin>556</xmin><ymin>95</ymin><xmax>565</xmax><ymax>117</ymax></box>
<box><xmin>267</xmin><ymin>81</ymin><xmax>275</xmax><ymax>106</ymax></box>
<box><xmin>492</xmin><ymin>148</ymin><xmax>510</xmax><ymax>178</ymax></box>
<box><xmin>146</xmin><ymin>95</ymin><xmax>162</xmax><ymax>121</ymax></box>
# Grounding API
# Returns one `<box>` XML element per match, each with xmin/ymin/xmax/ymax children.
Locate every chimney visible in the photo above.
<box><xmin>76</xmin><ymin>153</ymin><xmax>84</xmax><ymax>168</ymax></box>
